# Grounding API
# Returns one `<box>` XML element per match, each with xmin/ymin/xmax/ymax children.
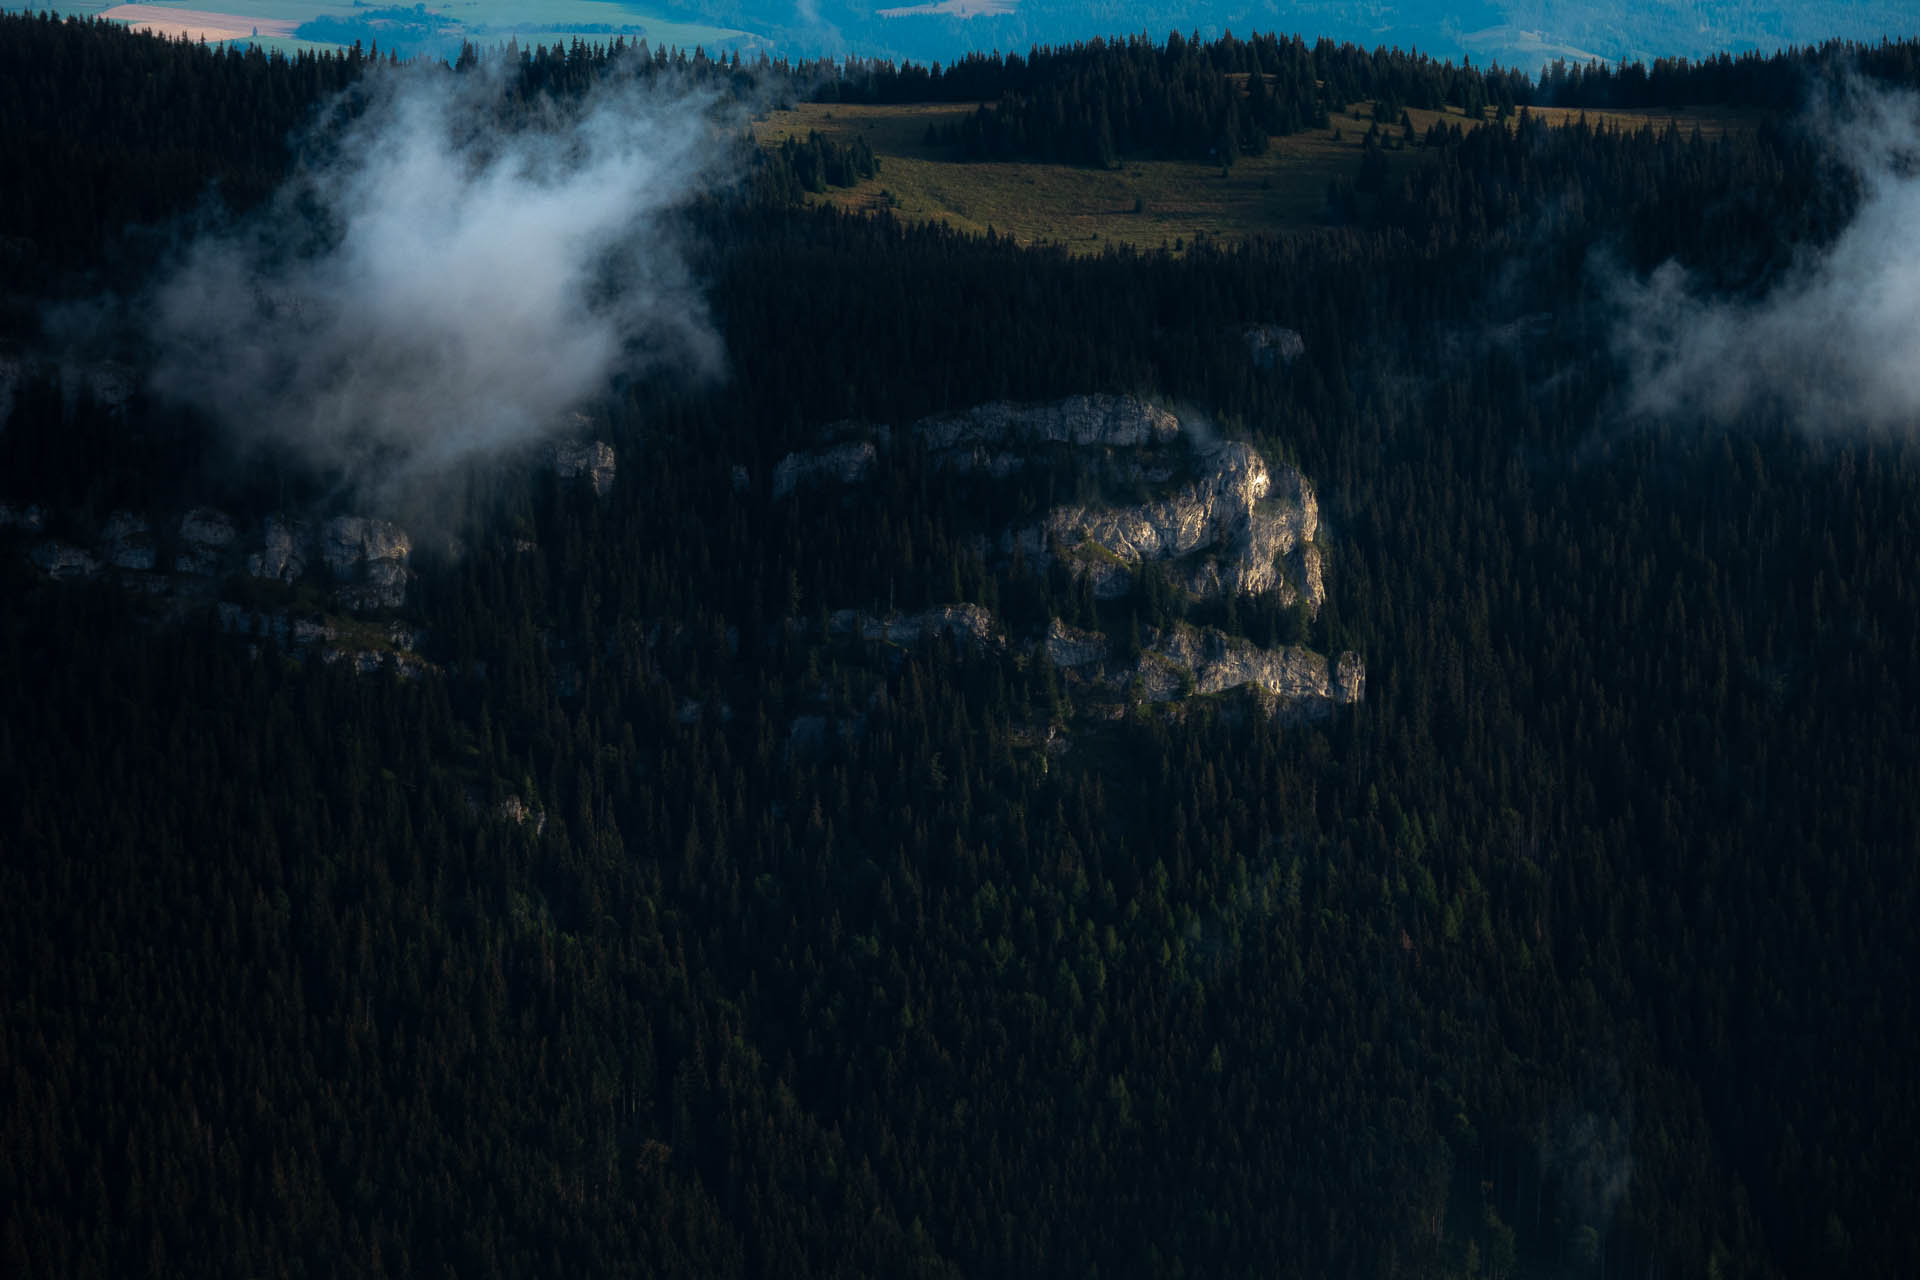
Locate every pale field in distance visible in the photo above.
<box><xmin>9</xmin><ymin>0</ymin><xmax>752</xmax><ymax>54</ymax></box>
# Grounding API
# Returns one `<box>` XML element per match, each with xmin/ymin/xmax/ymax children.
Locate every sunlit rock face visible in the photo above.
<box><xmin>1142</xmin><ymin>622</ymin><xmax>1362</xmax><ymax>707</ymax></box>
<box><xmin>772</xmin><ymin>395</ymin><xmax>1326</xmax><ymax>613</ymax></box>
<box><xmin>768</xmin><ymin>394</ymin><xmax>1361</xmax><ymax>734</ymax></box>
<box><xmin>810</xmin><ymin>603</ymin><xmax>1366</xmax><ymax>728</ymax></box>
<box><xmin>323</xmin><ymin>516</ymin><xmax>412</xmax><ymax>610</ymax></box>
<box><xmin>1037</xmin><ymin>618</ymin><xmax>1363</xmax><ymax>722</ymax></box>
<box><xmin>1044</xmin><ymin>618</ymin><xmax>1109</xmax><ymax>669</ymax></box>
<box><xmin>1015</xmin><ymin>436</ymin><xmax>1322</xmax><ymax>608</ymax></box>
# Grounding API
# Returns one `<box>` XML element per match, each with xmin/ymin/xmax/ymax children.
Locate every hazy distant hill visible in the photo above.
<box><xmin>668</xmin><ymin>0</ymin><xmax>1919</xmax><ymax>67</ymax></box>
<box><xmin>13</xmin><ymin>0</ymin><xmax>1915</xmax><ymax>69</ymax></box>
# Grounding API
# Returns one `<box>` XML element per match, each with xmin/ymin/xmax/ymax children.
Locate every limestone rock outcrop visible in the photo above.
<box><xmin>247</xmin><ymin>515</ymin><xmax>312</xmax><ymax>584</ymax></box>
<box><xmin>216</xmin><ymin>603</ymin><xmax>432</xmax><ymax>676</ymax></box>
<box><xmin>323</xmin><ymin>516</ymin><xmax>411</xmax><ymax>610</ymax></box>
<box><xmin>101</xmin><ymin>511</ymin><xmax>156</xmax><ymax>571</ymax></box>
<box><xmin>1044</xmin><ymin>619</ymin><xmax>1109</xmax><ymax>668</ymax></box>
<box><xmin>812</xmin><ymin>601</ymin><xmax>1364</xmax><ymax>727</ymax></box>
<box><xmin>0</xmin><ymin>502</ymin><xmax>45</xmax><ymax>532</ymax></box>
<box><xmin>30</xmin><ymin>540</ymin><xmax>101</xmax><ymax>581</ymax></box>
<box><xmin>920</xmin><ymin>394</ymin><xmax>1180</xmax><ymax>474</ymax></box>
<box><xmin>1014</xmin><ymin>436</ymin><xmax>1321</xmax><ymax>607</ymax></box>
<box><xmin>175</xmin><ymin>508</ymin><xmax>236</xmax><ymax>575</ymax></box>
<box><xmin>829</xmin><ymin>604</ymin><xmax>1003</xmax><ymax>650</ymax></box>
<box><xmin>0</xmin><ymin>355</ymin><xmax>21</xmax><ymax>431</ymax></box>
<box><xmin>218</xmin><ymin>603</ymin><xmax>337</xmax><ymax>650</ymax></box>
<box><xmin>1244</xmin><ymin>325</ymin><xmax>1305</xmax><ymax>368</ymax></box>
<box><xmin>549</xmin><ymin>440</ymin><xmax>617</xmax><ymax>496</ymax></box>
<box><xmin>1044</xmin><ymin>619</ymin><xmax>1365</xmax><ymax>723</ymax></box>
<box><xmin>773</xmin><ymin>441</ymin><xmax>875</xmax><ymax>498</ymax></box>
<box><xmin>771</xmin><ymin>395</ymin><xmax>1324</xmax><ymax>612</ymax></box>
<box><xmin>1144</xmin><ymin>622</ymin><xmax>1363</xmax><ymax>707</ymax></box>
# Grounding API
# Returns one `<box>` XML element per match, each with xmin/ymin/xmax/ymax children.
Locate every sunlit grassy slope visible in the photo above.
<box><xmin>752</xmin><ymin>99</ymin><xmax>1756</xmax><ymax>254</ymax></box>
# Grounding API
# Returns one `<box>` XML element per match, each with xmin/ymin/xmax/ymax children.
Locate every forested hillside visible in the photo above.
<box><xmin>3</xmin><ymin>15</ymin><xmax>1918</xmax><ymax>1278</ymax></box>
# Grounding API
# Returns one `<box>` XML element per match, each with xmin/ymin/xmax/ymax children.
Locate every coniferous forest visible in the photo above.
<box><xmin>2</xmin><ymin>13</ymin><xmax>1918</xmax><ymax>1278</ymax></box>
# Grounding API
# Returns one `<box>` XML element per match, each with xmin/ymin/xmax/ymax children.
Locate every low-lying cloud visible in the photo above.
<box><xmin>148</xmin><ymin>60</ymin><xmax>733</xmax><ymax>478</ymax></box>
<box><xmin>1614</xmin><ymin>81</ymin><xmax>1920</xmax><ymax>434</ymax></box>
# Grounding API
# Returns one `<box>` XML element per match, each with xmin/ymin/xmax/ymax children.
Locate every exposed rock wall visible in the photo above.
<box><xmin>101</xmin><ymin>512</ymin><xmax>156</xmax><ymax>571</ymax></box>
<box><xmin>30</xmin><ymin>540</ymin><xmax>101</xmax><ymax>581</ymax></box>
<box><xmin>0</xmin><ymin>502</ymin><xmax>45</xmax><ymax>532</ymax></box>
<box><xmin>920</xmin><ymin>394</ymin><xmax>1180</xmax><ymax>474</ymax></box>
<box><xmin>548</xmin><ymin>439</ymin><xmax>617</xmax><ymax>496</ymax></box>
<box><xmin>773</xmin><ymin>441</ymin><xmax>875</xmax><ymax>498</ymax></box>
<box><xmin>829</xmin><ymin>603</ymin><xmax>1003</xmax><ymax>650</ymax></box>
<box><xmin>13</xmin><ymin>500</ymin><xmax>414</xmax><ymax>611</ymax></box>
<box><xmin>1020</xmin><ymin>438</ymin><xmax>1321</xmax><ymax>607</ymax></box>
<box><xmin>216</xmin><ymin>603</ymin><xmax>432</xmax><ymax>677</ymax></box>
<box><xmin>1244</xmin><ymin>325</ymin><xmax>1305</xmax><ymax>368</ymax></box>
<box><xmin>771</xmin><ymin>395</ymin><xmax>1325</xmax><ymax>612</ymax></box>
<box><xmin>1037</xmin><ymin>619</ymin><xmax>1364</xmax><ymax>721</ymax></box>
<box><xmin>1044</xmin><ymin>619</ymin><xmax>1109</xmax><ymax>668</ymax></box>
<box><xmin>816</xmin><ymin>603</ymin><xmax>1364</xmax><ymax>726</ymax></box>
<box><xmin>322</xmin><ymin>516</ymin><xmax>411</xmax><ymax>610</ymax></box>
<box><xmin>247</xmin><ymin>515</ymin><xmax>312</xmax><ymax>583</ymax></box>
<box><xmin>175</xmin><ymin>508</ymin><xmax>235</xmax><ymax>575</ymax></box>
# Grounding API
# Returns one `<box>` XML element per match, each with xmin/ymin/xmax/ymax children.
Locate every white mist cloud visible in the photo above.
<box><xmin>1614</xmin><ymin>81</ymin><xmax>1920</xmax><ymax>434</ymax></box>
<box><xmin>149</xmin><ymin>60</ymin><xmax>734</xmax><ymax>476</ymax></box>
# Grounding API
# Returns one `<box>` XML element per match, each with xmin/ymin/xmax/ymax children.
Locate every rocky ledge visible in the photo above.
<box><xmin>216</xmin><ymin>605</ymin><xmax>433</xmax><ymax>678</ymax></box>
<box><xmin>773</xmin><ymin>395</ymin><xmax>1325</xmax><ymax>612</ymax></box>
<box><xmin>1011</xmin><ymin>437</ymin><xmax>1321</xmax><ymax>607</ymax></box>
<box><xmin>10</xmin><ymin>500</ymin><xmax>416</xmax><ymax>611</ymax></box>
<box><xmin>805</xmin><ymin>602</ymin><xmax>1364</xmax><ymax>728</ymax></box>
<box><xmin>919</xmin><ymin>394</ymin><xmax>1181</xmax><ymax>474</ymax></box>
<box><xmin>322</xmin><ymin>517</ymin><xmax>412</xmax><ymax>610</ymax></box>
<box><xmin>547</xmin><ymin>439</ymin><xmax>617</xmax><ymax>496</ymax></box>
<box><xmin>827</xmin><ymin>603</ymin><xmax>1003</xmax><ymax>650</ymax></box>
<box><xmin>1044</xmin><ymin>618</ymin><xmax>1364</xmax><ymax>718</ymax></box>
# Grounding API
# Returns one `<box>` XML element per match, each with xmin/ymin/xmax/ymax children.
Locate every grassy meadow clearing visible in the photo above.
<box><xmin>751</xmin><ymin>97</ymin><xmax>1758</xmax><ymax>254</ymax></box>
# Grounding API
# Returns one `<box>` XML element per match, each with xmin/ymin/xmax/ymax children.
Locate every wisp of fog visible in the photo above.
<box><xmin>149</xmin><ymin>60</ymin><xmax>731</xmax><ymax>478</ymax></box>
<box><xmin>1614</xmin><ymin>80</ymin><xmax>1920</xmax><ymax>434</ymax></box>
